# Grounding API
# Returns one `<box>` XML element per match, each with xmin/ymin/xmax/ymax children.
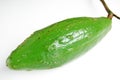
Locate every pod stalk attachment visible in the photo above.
<box><xmin>100</xmin><ymin>0</ymin><xmax>120</xmax><ymax>20</ymax></box>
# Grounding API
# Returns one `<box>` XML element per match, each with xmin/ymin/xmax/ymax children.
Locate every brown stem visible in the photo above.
<box><xmin>100</xmin><ymin>0</ymin><xmax>120</xmax><ymax>20</ymax></box>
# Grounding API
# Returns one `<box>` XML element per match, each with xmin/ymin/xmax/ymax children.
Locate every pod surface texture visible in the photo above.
<box><xmin>7</xmin><ymin>17</ymin><xmax>112</xmax><ymax>70</ymax></box>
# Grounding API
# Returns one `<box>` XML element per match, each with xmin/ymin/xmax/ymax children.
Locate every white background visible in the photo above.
<box><xmin>0</xmin><ymin>0</ymin><xmax>120</xmax><ymax>80</ymax></box>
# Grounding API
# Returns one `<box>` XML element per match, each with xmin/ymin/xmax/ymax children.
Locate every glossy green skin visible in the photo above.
<box><xmin>6</xmin><ymin>17</ymin><xmax>111</xmax><ymax>70</ymax></box>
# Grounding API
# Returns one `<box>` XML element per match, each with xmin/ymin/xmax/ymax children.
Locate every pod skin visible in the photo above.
<box><xmin>6</xmin><ymin>17</ymin><xmax>111</xmax><ymax>70</ymax></box>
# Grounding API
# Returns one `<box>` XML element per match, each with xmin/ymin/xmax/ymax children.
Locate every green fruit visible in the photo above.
<box><xmin>6</xmin><ymin>0</ymin><xmax>120</xmax><ymax>70</ymax></box>
<box><xmin>6</xmin><ymin>17</ymin><xmax>112</xmax><ymax>70</ymax></box>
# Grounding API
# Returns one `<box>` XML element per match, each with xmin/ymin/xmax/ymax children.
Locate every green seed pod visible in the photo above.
<box><xmin>6</xmin><ymin>0</ymin><xmax>120</xmax><ymax>70</ymax></box>
<box><xmin>6</xmin><ymin>17</ymin><xmax>111</xmax><ymax>70</ymax></box>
